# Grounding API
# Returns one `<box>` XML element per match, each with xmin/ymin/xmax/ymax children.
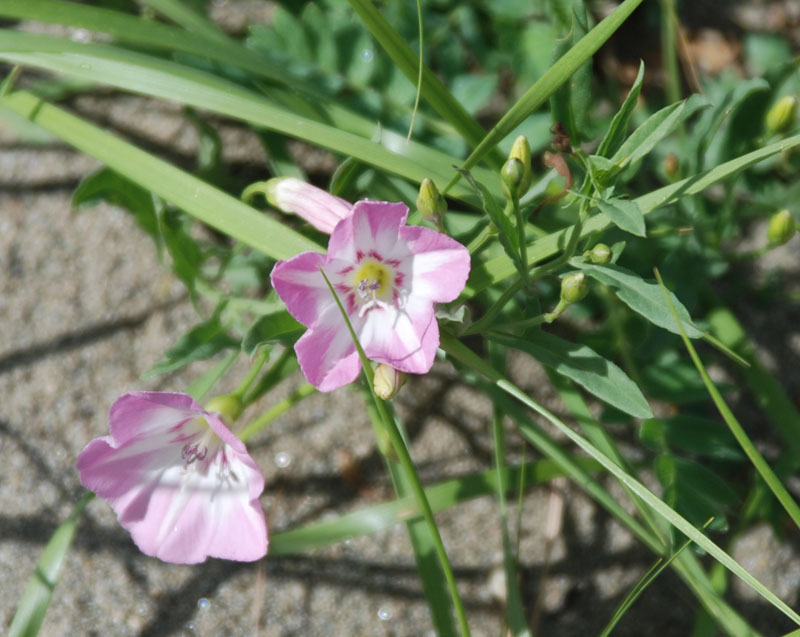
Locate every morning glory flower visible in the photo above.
<box><xmin>77</xmin><ymin>392</ymin><xmax>268</xmax><ymax>564</ymax></box>
<box><xmin>271</xmin><ymin>200</ymin><xmax>470</xmax><ymax>391</ymax></box>
<box><xmin>266</xmin><ymin>177</ymin><xmax>353</xmax><ymax>234</ymax></box>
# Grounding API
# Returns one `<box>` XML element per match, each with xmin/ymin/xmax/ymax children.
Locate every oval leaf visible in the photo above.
<box><xmin>595</xmin><ymin>198</ymin><xmax>646</xmax><ymax>237</ymax></box>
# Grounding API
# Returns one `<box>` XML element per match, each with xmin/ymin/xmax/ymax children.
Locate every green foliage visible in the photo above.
<box><xmin>5</xmin><ymin>0</ymin><xmax>800</xmax><ymax>633</ymax></box>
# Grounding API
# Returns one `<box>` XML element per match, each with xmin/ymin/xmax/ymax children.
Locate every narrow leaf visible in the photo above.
<box><xmin>489</xmin><ymin>330</ymin><xmax>653</xmax><ymax>419</ymax></box>
<box><xmin>597</xmin><ymin>60</ymin><xmax>645</xmax><ymax>158</ymax></box>
<box><xmin>242</xmin><ymin>312</ymin><xmax>304</xmax><ymax>357</ymax></box>
<box><xmin>571</xmin><ymin>262</ymin><xmax>704</xmax><ymax>338</ymax></box>
<box><xmin>143</xmin><ymin>315</ymin><xmax>237</xmax><ymax>379</ymax></box>
<box><xmin>9</xmin><ymin>492</ymin><xmax>93</xmax><ymax>637</ymax></box>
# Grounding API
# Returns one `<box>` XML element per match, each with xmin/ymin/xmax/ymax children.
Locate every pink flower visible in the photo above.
<box><xmin>266</xmin><ymin>177</ymin><xmax>353</xmax><ymax>234</ymax></box>
<box><xmin>77</xmin><ymin>392</ymin><xmax>268</xmax><ymax>564</ymax></box>
<box><xmin>271</xmin><ymin>200</ymin><xmax>471</xmax><ymax>391</ymax></box>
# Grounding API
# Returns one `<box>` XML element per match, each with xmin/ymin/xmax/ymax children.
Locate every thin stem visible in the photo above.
<box><xmin>242</xmin><ymin>347</ymin><xmax>294</xmax><ymax>406</ymax></box>
<box><xmin>466</xmin><ymin>224</ymin><xmax>496</xmax><ymax>255</ymax></box>
<box><xmin>233</xmin><ymin>347</ymin><xmax>270</xmax><ymax>401</ymax></box>
<box><xmin>319</xmin><ymin>268</ymin><xmax>471</xmax><ymax>636</ymax></box>
<box><xmin>510</xmin><ymin>198</ymin><xmax>530</xmax><ymax>288</ymax></box>
<box><xmin>239</xmin><ymin>383</ymin><xmax>316</xmax><ymax>442</ymax></box>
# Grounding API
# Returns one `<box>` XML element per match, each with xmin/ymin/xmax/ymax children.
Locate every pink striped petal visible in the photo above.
<box><xmin>270</xmin><ymin>251</ymin><xmax>331</xmax><ymax>327</ymax></box>
<box><xmin>269</xmin><ymin>177</ymin><xmax>353</xmax><ymax>234</ymax></box>
<box><xmin>77</xmin><ymin>393</ymin><xmax>268</xmax><ymax>564</ymax></box>
<box><xmin>400</xmin><ymin>225</ymin><xmax>471</xmax><ymax>302</ymax></box>
<box><xmin>295</xmin><ymin>303</ymin><xmax>362</xmax><ymax>391</ymax></box>
<box><xmin>328</xmin><ymin>201</ymin><xmax>409</xmax><ymax>262</ymax></box>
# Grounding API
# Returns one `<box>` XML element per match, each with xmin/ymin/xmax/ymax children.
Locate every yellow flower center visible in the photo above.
<box><xmin>354</xmin><ymin>261</ymin><xmax>394</xmax><ymax>302</ymax></box>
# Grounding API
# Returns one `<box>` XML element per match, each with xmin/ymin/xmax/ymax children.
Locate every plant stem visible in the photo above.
<box><xmin>239</xmin><ymin>383</ymin><xmax>316</xmax><ymax>442</ymax></box>
<box><xmin>233</xmin><ymin>347</ymin><xmax>270</xmax><ymax>401</ymax></box>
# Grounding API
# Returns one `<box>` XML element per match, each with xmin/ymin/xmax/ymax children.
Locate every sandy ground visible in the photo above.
<box><xmin>3</xmin><ymin>5</ymin><xmax>800</xmax><ymax>636</ymax></box>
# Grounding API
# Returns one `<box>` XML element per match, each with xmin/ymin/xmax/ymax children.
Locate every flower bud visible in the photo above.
<box><xmin>508</xmin><ymin>135</ymin><xmax>532</xmax><ymax>197</ymax></box>
<box><xmin>373</xmin><ymin>364</ymin><xmax>407</xmax><ymax>400</ymax></box>
<box><xmin>501</xmin><ymin>158</ymin><xmax>525</xmax><ymax>201</ymax></box>
<box><xmin>250</xmin><ymin>177</ymin><xmax>353</xmax><ymax>234</ymax></box>
<box><xmin>589</xmin><ymin>243</ymin><xmax>612</xmax><ymax>264</ymax></box>
<box><xmin>205</xmin><ymin>394</ymin><xmax>243</xmax><ymax>424</ymax></box>
<box><xmin>767</xmin><ymin>209</ymin><xmax>796</xmax><ymax>246</ymax></box>
<box><xmin>560</xmin><ymin>272</ymin><xmax>589</xmax><ymax>304</ymax></box>
<box><xmin>416</xmin><ymin>178</ymin><xmax>446</xmax><ymax>225</ymax></box>
<box><xmin>765</xmin><ymin>96</ymin><xmax>797</xmax><ymax>135</ymax></box>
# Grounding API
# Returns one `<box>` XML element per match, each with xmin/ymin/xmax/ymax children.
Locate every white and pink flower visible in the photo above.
<box><xmin>77</xmin><ymin>392</ymin><xmax>268</xmax><ymax>564</ymax></box>
<box><xmin>266</xmin><ymin>177</ymin><xmax>353</xmax><ymax>234</ymax></box>
<box><xmin>271</xmin><ymin>199</ymin><xmax>470</xmax><ymax>391</ymax></box>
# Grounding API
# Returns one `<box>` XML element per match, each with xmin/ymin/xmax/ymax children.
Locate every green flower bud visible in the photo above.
<box><xmin>767</xmin><ymin>209</ymin><xmax>796</xmax><ymax>246</ymax></box>
<box><xmin>501</xmin><ymin>158</ymin><xmax>525</xmax><ymax>201</ymax></box>
<box><xmin>765</xmin><ymin>96</ymin><xmax>797</xmax><ymax>135</ymax></box>
<box><xmin>205</xmin><ymin>394</ymin><xmax>243</xmax><ymax>424</ymax></box>
<box><xmin>416</xmin><ymin>178</ymin><xmax>446</xmax><ymax>224</ymax></box>
<box><xmin>589</xmin><ymin>243</ymin><xmax>612</xmax><ymax>264</ymax></box>
<box><xmin>509</xmin><ymin>135</ymin><xmax>532</xmax><ymax>197</ymax></box>
<box><xmin>373</xmin><ymin>364</ymin><xmax>407</xmax><ymax>400</ymax></box>
<box><xmin>560</xmin><ymin>272</ymin><xmax>589</xmax><ymax>304</ymax></box>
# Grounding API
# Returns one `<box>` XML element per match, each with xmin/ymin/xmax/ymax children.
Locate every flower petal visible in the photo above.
<box><xmin>399</xmin><ymin>225</ymin><xmax>471</xmax><ymax>302</ymax></box>
<box><xmin>77</xmin><ymin>393</ymin><xmax>268</xmax><ymax>564</ymax></box>
<box><xmin>360</xmin><ymin>297</ymin><xmax>439</xmax><ymax>374</ymax></box>
<box><xmin>269</xmin><ymin>177</ymin><xmax>353</xmax><ymax>234</ymax></box>
<box><xmin>270</xmin><ymin>251</ymin><xmax>332</xmax><ymax>327</ymax></box>
<box><xmin>295</xmin><ymin>303</ymin><xmax>362</xmax><ymax>391</ymax></box>
<box><xmin>328</xmin><ymin>201</ymin><xmax>409</xmax><ymax>262</ymax></box>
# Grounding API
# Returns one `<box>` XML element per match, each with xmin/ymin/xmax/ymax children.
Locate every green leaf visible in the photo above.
<box><xmin>489</xmin><ymin>330</ymin><xmax>653</xmax><ymax>419</ymax></box>
<box><xmin>0</xmin><ymin>90</ymin><xmax>319</xmax><ymax>261</ymax></box>
<box><xmin>72</xmin><ymin>167</ymin><xmax>160</xmax><ymax>248</ymax></box>
<box><xmin>440</xmin><ymin>333</ymin><xmax>800</xmax><ymax>627</ymax></box>
<box><xmin>597</xmin><ymin>60</ymin><xmax>645</xmax><ymax>158</ymax></box>
<box><xmin>241</xmin><ymin>312</ymin><xmax>304</xmax><ymax>357</ymax></box>
<box><xmin>159</xmin><ymin>209</ymin><xmax>205</xmax><ymax>294</ymax></box>
<box><xmin>656</xmin><ymin>454</ymin><xmax>738</xmax><ymax>530</ymax></box>
<box><xmin>144</xmin><ymin>315</ymin><xmax>238</xmax><ymax>379</ymax></box>
<box><xmin>448</xmin><ymin>0</ymin><xmax>644</xmax><ymax>185</ymax></box>
<box><xmin>595</xmin><ymin>198</ymin><xmax>646</xmax><ymax>237</ymax></box>
<box><xmin>608</xmin><ymin>93</ymin><xmax>710</xmax><ymax>172</ymax></box>
<box><xmin>9</xmin><ymin>492</ymin><xmax>93</xmax><ymax>637</ymax></box>
<box><xmin>571</xmin><ymin>262</ymin><xmax>704</xmax><ymax>338</ymax></box>
<box><xmin>641</xmin><ymin>415</ymin><xmax>744</xmax><ymax>461</ymax></box>
<box><xmin>346</xmin><ymin>0</ymin><xmax>491</xmax><ymax>152</ymax></box>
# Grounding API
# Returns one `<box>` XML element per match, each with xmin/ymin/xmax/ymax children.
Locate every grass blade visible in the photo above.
<box><xmin>0</xmin><ymin>90</ymin><xmax>318</xmax><ymax>260</ymax></box>
<box><xmin>9</xmin><ymin>492</ymin><xmax>93</xmax><ymax>637</ymax></box>
<box><xmin>441</xmin><ymin>333</ymin><xmax>800</xmax><ymax>626</ymax></box>
<box><xmin>655</xmin><ymin>270</ymin><xmax>800</xmax><ymax>529</ymax></box>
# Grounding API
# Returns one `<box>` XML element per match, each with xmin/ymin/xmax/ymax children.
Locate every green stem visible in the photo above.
<box><xmin>319</xmin><ymin>269</ymin><xmax>470</xmax><ymax>636</ymax></box>
<box><xmin>233</xmin><ymin>347</ymin><xmax>270</xmax><ymax>401</ymax></box>
<box><xmin>239</xmin><ymin>383</ymin><xmax>316</xmax><ymax>442</ymax></box>
<box><xmin>466</xmin><ymin>224</ymin><xmax>497</xmax><ymax>255</ymax></box>
<box><xmin>510</xmin><ymin>198</ymin><xmax>530</xmax><ymax>288</ymax></box>
<box><xmin>241</xmin><ymin>347</ymin><xmax>295</xmax><ymax>406</ymax></box>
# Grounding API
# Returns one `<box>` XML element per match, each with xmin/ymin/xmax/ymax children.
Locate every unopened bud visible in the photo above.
<box><xmin>416</xmin><ymin>178</ymin><xmax>446</xmax><ymax>225</ymax></box>
<box><xmin>373</xmin><ymin>364</ymin><xmax>407</xmax><ymax>400</ymax></box>
<box><xmin>244</xmin><ymin>177</ymin><xmax>353</xmax><ymax>234</ymax></box>
<box><xmin>560</xmin><ymin>272</ymin><xmax>589</xmax><ymax>304</ymax></box>
<box><xmin>765</xmin><ymin>96</ymin><xmax>797</xmax><ymax>135</ymax></box>
<box><xmin>501</xmin><ymin>158</ymin><xmax>525</xmax><ymax>201</ymax></box>
<box><xmin>767</xmin><ymin>209</ymin><xmax>796</xmax><ymax>246</ymax></box>
<box><xmin>509</xmin><ymin>135</ymin><xmax>532</xmax><ymax>197</ymax></box>
<box><xmin>589</xmin><ymin>243</ymin><xmax>612</xmax><ymax>264</ymax></box>
<box><xmin>205</xmin><ymin>394</ymin><xmax>243</xmax><ymax>424</ymax></box>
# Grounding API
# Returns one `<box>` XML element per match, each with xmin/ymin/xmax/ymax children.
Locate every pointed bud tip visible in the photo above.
<box><xmin>416</xmin><ymin>178</ymin><xmax>446</xmax><ymax>223</ymax></box>
<box><xmin>767</xmin><ymin>209</ymin><xmax>796</xmax><ymax>246</ymax></box>
<box><xmin>765</xmin><ymin>96</ymin><xmax>797</xmax><ymax>135</ymax></box>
